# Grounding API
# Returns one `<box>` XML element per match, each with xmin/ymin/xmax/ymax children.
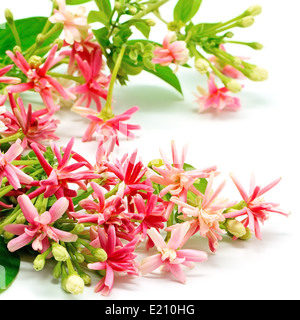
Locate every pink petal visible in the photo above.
<box><xmin>18</xmin><ymin>194</ymin><xmax>39</xmax><ymax>225</ymax></box>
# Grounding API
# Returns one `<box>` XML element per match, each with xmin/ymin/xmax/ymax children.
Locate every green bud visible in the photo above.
<box><xmin>65</xmin><ymin>274</ymin><xmax>85</xmax><ymax>295</ymax></box>
<box><xmin>114</xmin><ymin>2</ymin><xmax>122</xmax><ymax>10</ymax></box>
<box><xmin>248</xmin><ymin>42</ymin><xmax>264</xmax><ymax>50</ymax></box>
<box><xmin>148</xmin><ymin>159</ymin><xmax>164</xmax><ymax>168</ymax></box>
<box><xmin>52</xmin><ymin>243</ymin><xmax>69</xmax><ymax>262</ymax></box>
<box><xmin>33</xmin><ymin>254</ymin><xmax>46</xmax><ymax>271</ymax></box>
<box><xmin>28</xmin><ymin>55</ymin><xmax>43</xmax><ymax>69</ymax></box>
<box><xmin>239</xmin><ymin>227</ymin><xmax>252</xmax><ymax>240</ymax></box>
<box><xmin>80</xmin><ymin>273</ymin><xmax>91</xmax><ymax>286</ymax></box>
<box><xmin>15</xmin><ymin>213</ymin><xmax>26</xmax><ymax>224</ymax></box>
<box><xmin>5</xmin><ymin>9</ymin><xmax>14</xmax><ymax>24</ymax></box>
<box><xmin>245</xmin><ymin>5</ymin><xmax>262</xmax><ymax>17</ymax></box>
<box><xmin>224</xmin><ymin>32</ymin><xmax>234</xmax><ymax>38</ymax></box>
<box><xmin>129</xmin><ymin>6</ymin><xmax>138</xmax><ymax>15</ymax></box>
<box><xmin>146</xmin><ymin>19</ymin><xmax>156</xmax><ymax>27</ymax></box>
<box><xmin>36</xmin><ymin>33</ymin><xmax>46</xmax><ymax>45</ymax></box>
<box><xmin>3</xmin><ymin>231</ymin><xmax>14</xmax><ymax>240</ymax></box>
<box><xmin>195</xmin><ymin>58</ymin><xmax>210</xmax><ymax>75</ymax></box>
<box><xmin>71</xmin><ymin>223</ymin><xmax>85</xmax><ymax>234</ymax></box>
<box><xmin>238</xmin><ymin>16</ymin><xmax>255</xmax><ymax>28</ymax></box>
<box><xmin>53</xmin><ymin>38</ymin><xmax>64</xmax><ymax>50</ymax></box>
<box><xmin>92</xmin><ymin>248</ymin><xmax>107</xmax><ymax>262</ymax></box>
<box><xmin>226</xmin><ymin>79</ymin><xmax>242</xmax><ymax>93</ymax></box>
<box><xmin>225</xmin><ymin>219</ymin><xmax>247</xmax><ymax>238</ymax></box>
<box><xmin>53</xmin><ymin>261</ymin><xmax>62</xmax><ymax>279</ymax></box>
<box><xmin>13</xmin><ymin>46</ymin><xmax>22</xmax><ymax>54</ymax></box>
<box><xmin>248</xmin><ymin>67</ymin><xmax>268</xmax><ymax>81</ymax></box>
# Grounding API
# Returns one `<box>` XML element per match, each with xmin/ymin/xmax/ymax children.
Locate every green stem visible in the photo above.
<box><xmin>6</xmin><ymin>18</ymin><xmax>22</xmax><ymax>48</ymax></box>
<box><xmin>132</xmin><ymin>0</ymin><xmax>169</xmax><ymax>19</ymax></box>
<box><xmin>47</xmin><ymin>72</ymin><xmax>85</xmax><ymax>84</ymax></box>
<box><xmin>0</xmin><ymin>131</ymin><xmax>24</xmax><ymax>144</ymax></box>
<box><xmin>101</xmin><ymin>45</ymin><xmax>127</xmax><ymax>118</ymax></box>
<box><xmin>11</xmin><ymin>160</ymin><xmax>40</xmax><ymax>166</ymax></box>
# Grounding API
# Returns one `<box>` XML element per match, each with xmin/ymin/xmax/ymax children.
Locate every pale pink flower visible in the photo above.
<box><xmin>153</xmin><ymin>32</ymin><xmax>189</xmax><ymax>71</ymax></box>
<box><xmin>170</xmin><ymin>172</ymin><xmax>232</xmax><ymax>252</ymax></box>
<box><xmin>49</xmin><ymin>0</ymin><xmax>90</xmax><ymax>45</ymax></box>
<box><xmin>0</xmin><ymin>139</ymin><xmax>33</xmax><ymax>190</ymax></box>
<box><xmin>195</xmin><ymin>74</ymin><xmax>241</xmax><ymax>112</ymax></box>
<box><xmin>72</xmin><ymin>106</ymin><xmax>141</xmax><ymax>145</ymax></box>
<box><xmin>224</xmin><ymin>173</ymin><xmax>290</xmax><ymax>240</ymax></box>
<box><xmin>147</xmin><ymin>141</ymin><xmax>217</xmax><ymax>218</ymax></box>
<box><xmin>87</xmin><ymin>225</ymin><xmax>139</xmax><ymax>296</ymax></box>
<box><xmin>0</xmin><ymin>65</ymin><xmax>21</xmax><ymax>84</ymax></box>
<box><xmin>6</xmin><ymin>45</ymin><xmax>71</xmax><ymax>112</ymax></box>
<box><xmin>4</xmin><ymin>195</ymin><xmax>77</xmax><ymax>252</ymax></box>
<box><xmin>140</xmin><ymin>223</ymin><xmax>207</xmax><ymax>284</ymax></box>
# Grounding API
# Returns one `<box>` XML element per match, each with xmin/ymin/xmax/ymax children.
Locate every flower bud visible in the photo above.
<box><xmin>5</xmin><ymin>9</ymin><xmax>14</xmax><ymax>24</ymax></box>
<box><xmin>15</xmin><ymin>213</ymin><xmax>25</xmax><ymax>224</ymax></box>
<box><xmin>248</xmin><ymin>67</ymin><xmax>268</xmax><ymax>81</ymax></box>
<box><xmin>3</xmin><ymin>231</ymin><xmax>14</xmax><ymax>240</ymax></box>
<box><xmin>65</xmin><ymin>274</ymin><xmax>85</xmax><ymax>295</ymax></box>
<box><xmin>36</xmin><ymin>34</ymin><xmax>46</xmax><ymax>45</ymax></box>
<box><xmin>71</xmin><ymin>223</ymin><xmax>85</xmax><ymax>234</ymax></box>
<box><xmin>195</xmin><ymin>58</ymin><xmax>210</xmax><ymax>74</ymax></box>
<box><xmin>248</xmin><ymin>42</ymin><xmax>264</xmax><ymax>50</ymax></box>
<box><xmin>52</xmin><ymin>243</ymin><xmax>69</xmax><ymax>262</ymax></box>
<box><xmin>225</xmin><ymin>219</ymin><xmax>247</xmax><ymax>238</ymax></box>
<box><xmin>13</xmin><ymin>46</ymin><xmax>22</xmax><ymax>54</ymax></box>
<box><xmin>224</xmin><ymin>32</ymin><xmax>234</xmax><ymax>38</ymax></box>
<box><xmin>80</xmin><ymin>273</ymin><xmax>91</xmax><ymax>285</ymax></box>
<box><xmin>53</xmin><ymin>261</ymin><xmax>62</xmax><ymax>279</ymax></box>
<box><xmin>226</xmin><ymin>79</ymin><xmax>242</xmax><ymax>93</ymax></box>
<box><xmin>239</xmin><ymin>227</ymin><xmax>252</xmax><ymax>240</ymax></box>
<box><xmin>92</xmin><ymin>248</ymin><xmax>107</xmax><ymax>262</ymax></box>
<box><xmin>246</xmin><ymin>5</ymin><xmax>262</xmax><ymax>17</ymax></box>
<box><xmin>114</xmin><ymin>2</ymin><xmax>122</xmax><ymax>10</ymax></box>
<box><xmin>28</xmin><ymin>55</ymin><xmax>43</xmax><ymax>69</ymax></box>
<box><xmin>129</xmin><ymin>6</ymin><xmax>138</xmax><ymax>15</ymax></box>
<box><xmin>33</xmin><ymin>254</ymin><xmax>46</xmax><ymax>271</ymax></box>
<box><xmin>146</xmin><ymin>19</ymin><xmax>156</xmax><ymax>27</ymax></box>
<box><xmin>238</xmin><ymin>16</ymin><xmax>255</xmax><ymax>28</ymax></box>
<box><xmin>53</xmin><ymin>38</ymin><xmax>64</xmax><ymax>50</ymax></box>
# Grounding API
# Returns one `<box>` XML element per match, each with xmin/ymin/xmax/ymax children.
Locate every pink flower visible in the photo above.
<box><xmin>0</xmin><ymin>65</ymin><xmax>21</xmax><ymax>84</ymax></box>
<box><xmin>195</xmin><ymin>75</ymin><xmax>241</xmax><ymax>112</ymax></box>
<box><xmin>49</xmin><ymin>0</ymin><xmax>90</xmax><ymax>45</ymax></box>
<box><xmin>0</xmin><ymin>139</ymin><xmax>33</xmax><ymax>190</ymax></box>
<box><xmin>140</xmin><ymin>223</ymin><xmax>208</xmax><ymax>284</ymax></box>
<box><xmin>6</xmin><ymin>45</ymin><xmax>72</xmax><ymax>112</ymax></box>
<box><xmin>147</xmin><ymin>141</ymin><xmax>217</xmax><ymax>218</ymax></box>
<box><xmin>1</xmin><ymin>94</ymin><xmax>60</xmax><ymax>150</ymax></box>
<box><xmin>130</xmin><ymin>193</ymin><xmax>167</xmax><ymax>241</ymax></box>
<box><xmin>71</xmin><ymin>48</ymin><xmax>111</xmax><ymax>111</ymax></box>
<box><xmin>170</xmin><ymin>172</ymin><xmax>232</xmax><ymax>252</ymax></box>
<box><xmin>4</xmin><ymin>195</ymin><xmax>77</xmax><ymax>252</ymax></box>
<box><xmin>223</xmin><ymin>173</ymin><xmax>290</xmax><ymax>240</ymax></box>
<box><xmin>104</xmin><ymin>149</ymin><xmax>154</xmax><ymax>199</ymax></box>
<box><xmin>87</xmin><ymin>225</ymin><xmax>139</xmax><ymax>296</ymax></box>
<box><xmin>72</xmin><ymin>106</ymin><xmax>141</xmax><ymax>145</ymax></box>
<box><xmin>28</xmin><ymin>138</ymin><xmax>100</xmax><ymax>211</ymax></box>
<box><xmin>153</xmin><ymin>32</ymin><xmax>189</xmax><ymax>71</ymax></box>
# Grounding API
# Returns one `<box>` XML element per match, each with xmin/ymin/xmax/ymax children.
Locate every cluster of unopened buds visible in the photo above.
<box><xmin>0</xmin><ymin>0</ymin><xmax>288</xmax><ymax>297</ymax></box>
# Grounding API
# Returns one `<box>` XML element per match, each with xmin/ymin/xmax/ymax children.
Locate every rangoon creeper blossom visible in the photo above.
<box><xmin>152</xmin><ymin>32</ymin><xmax>189</xmax><ymax>72</ymax></box>
<box><xmin>4</xmin><ymin>195</ymin><xmax>77</xmax><ymax>252</ymax></box>
<box><xmin>140</xmin><ymin>223</ymin><xmax>208</xmax><ymax>284</ymax></box>
<box><xmin>170</xmin><ymin>172</ymin><xmax>233</xmax><ymax>253</ymax></box>
<box><xmin>223</xmin><ymin>173</ymin><xmax>290</xmax><ymax>240</ymax></box>
<box><xmin>49</xmin><ymin>0</ymin><xmax>90</xmax><ymax>45</ymax></box>
<box><xmin>6</xmin><ymin>45</ymin><xmax>72</xmax><ymax>112</ymax></box>
<box><xmin>87</xmin><ymin>225</ymin><xmax>139</xmax><ymax>296</ymax></box>
<box><xmin>195</xmin><ymin>74</ymin><xmax>241</xmax><ymax>112</ymax></box>
<box><xmin>0</xmin><ymin>139</ymin><xmax>33</xmax><ymax>190</ymax></box>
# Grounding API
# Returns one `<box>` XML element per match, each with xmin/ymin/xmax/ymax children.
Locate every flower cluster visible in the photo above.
<box><xmin>0</xmin><ymin>138</ymin><xmax>290</xmax><ymax>296</ymax></box>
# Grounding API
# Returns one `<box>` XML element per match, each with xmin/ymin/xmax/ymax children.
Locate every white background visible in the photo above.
<box><xmin>0</xmin><ymin>0</ymin><xmax>299</xmax><ymax>300</ymax></box>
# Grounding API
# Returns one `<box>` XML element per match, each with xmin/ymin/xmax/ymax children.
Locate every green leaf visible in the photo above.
<box><xmin>0</xmin><ymin>17</ymin><xmax>61</xmax><ymax>56</ymax></box>
<box><xmin>88</xmin><ymin>10</ymin><xmax>110</xmax><ymax>26</ymax></box>
<box><xmin>66</xmin><ymin>0</ymin><xmax>92</xmax><ymax>4</ymax></box>
<box><xmin>0</xmin><ymin>237</ymin><xmax>20</xmax><ymax>293</ymax></box>
<box><xmin>144</xmin><ymin>64</ymin><xmax>183</xmax><ymax>95</ymax></box>
<box><xmin>174</xmin><ymin>0</ymin><xmax>203</xmax><ymax>24</ymax></box>
<box><xmin>94</xmin><ymin>0</ymin><xmax>112</xmax><ymax>18</ymax></box>
<box><xmin>122</xmin><ymin>20</ymin><xmax>151</xmax><ymax>39</ymax></box>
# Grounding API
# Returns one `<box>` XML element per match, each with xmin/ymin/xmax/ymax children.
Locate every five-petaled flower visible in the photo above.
<box><xmin>223</xmin><ymin>173</ymin><xmax>290</xmax><ymax>240</ymax></box>
<box><xmin>4</xmin><ymin>195</ymin><xmax>77</xmax><ymax>252</ymax></box>
<box><xmin>140</xmin><ymin>223</ymin><xmax>208</xmax><ymax>284</ymax></box>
